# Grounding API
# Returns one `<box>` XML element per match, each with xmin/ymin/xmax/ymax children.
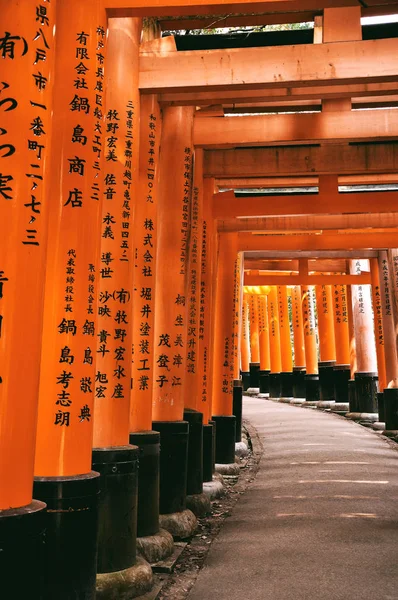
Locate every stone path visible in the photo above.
<box><xmin>188</xmin><ymin>398</ymin><xmax>398</xmax><ymax>600</ymax></box>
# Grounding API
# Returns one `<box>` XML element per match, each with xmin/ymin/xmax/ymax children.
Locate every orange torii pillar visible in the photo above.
<box><xmin>182</xmin><ymin>149</ymin><xmax>210</xmax><ymax>512</ymax></box>
<box><xmin>199</xmin><ymin>177</ymin><xmax>217</xmax><ymax>482</ymax></box>
<box><xmin>33</xmin><ymin>3</ymin><xmax>106</xmax><ymax>598</ymax></box>
<box><xmin>129</xmin><ymin>91</ymin><xmax>172</xmax><ymax>552</ymax></box>
<box><xmin>332</xmin><ymin>285</ymin><xmax>351</xmax><ymax>405</ymax></box>
<box><xmin>315</xmin><ymin>285</ymin><xmax>337</xmax><ymax>404</ymax></box>
<box><xmin>267</xmin><ymin>286</ymin><xmax>282</xmax><ymax>398</ymax></box>
<box><xmin>302</xmin><ymin>286</ymin><xmax>320</xmax><ymax>403</ymax></box>
<box><xmin>241</xmin><ymin>293</ymin><xmax>251</xmax><ymax>391</ymax></box>
<box><xmin>370</xmin><ymin>258</ymin><xmax>387</xmax><ymax>429</ymax></box>
<box><xmin>291</xmin><ymin>285</ymin><xmax>307</xmax><ymax>398</ymax></box>
<box><xmin>212</xmin><ymin>232</ymin><xmax>239</xmax><ymax>466</ymax></box>
<box><xmin>152</xmin><ymin>106</ymin><xmax>197</xmax><ymax>531</ymax></box>
<box><xmin>248</xmin><ymin>292</ymin><xmax>261</xmax><ymax>391</ymax></box>
<box><xmin>383</xmin><ymin>250</ymin><xmax>398</xmax><ymax>433</ymax></box>
<box><xmin>232</xmin><ymin>253</ymin><xmax>244</xmax><ymax>443</ymax></box>
<box><xmin>90</xmin><ymin>18</ymin><xmax>154</xmax><ymax>594</ymax></box>
<box><xmin>258</xmin><ymin>294</ymin><xmax>271</xmax><ymax>396</ymax></box>
<box><xmin>347</xmin><ymin>260</ymin><xmax>379</xmax><ymax>419</ymax></box>
<box><xmin>278</xmin><ymin>286</ymin><xmax>294</xmax><ymax>399</ymax></box>
<box><xmin>0</xmin><ymin>2</ymin><xmax>55</xmax><ymax>596</ymax></box>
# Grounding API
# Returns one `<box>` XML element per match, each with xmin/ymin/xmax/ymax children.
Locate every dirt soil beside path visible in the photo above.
<box><xmin>154</xmin><ymin>420</ymin><xmax>263</xmax><ymax>600</ymax></box>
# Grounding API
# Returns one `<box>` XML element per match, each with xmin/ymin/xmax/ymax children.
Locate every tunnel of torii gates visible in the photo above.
<box><xmin>2</xmin><ymin>0</ymin><xmax>398</xmax><ymax>598</ymax></box>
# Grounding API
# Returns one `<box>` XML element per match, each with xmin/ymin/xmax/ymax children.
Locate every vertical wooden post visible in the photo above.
<box><xmin>248</xmin><ymin>292</ymin><xmax>260</xmax><ymax>390</ymax></box>
<box><xmin>212</xmin><ymin>232</ymin><xmax>238</xmax><ymax>464</ymax></box>
<box><xmin>278</xmin><ymin>286</ymin><xmax>294</xmax><ymax>398</ymax></box>
<box><xmin>383</xmin><ymin>250</ymin><xmax>398</xmax><ymax>432</ymax></box>
<box><xmin>302</xmin><ymin>286</ymin><xmax>320</xmax><ymax>402</ymax></box>
<box><xmin>241</xmin><ymin>293</ymin><xmax>251</xmax><ymax>390</ymax></box>
<box><xmin>152</xmin><ymin>106</ymin><xmax>195</xmax><ymax>520</ymax></box>
<box><xmin>33</xmin><ymin>3</ymin><xmax>107</xmax><ymax>598</ymax></box>
<box><xmin>348</xmin><ymin>260</ymin><xmax>378</xmax><ymax>417</ymax></box>
<box><xmin>370</xmin><ymin>259</ymin><xmax>387</xmax><ymax>391</ymax></box>
<box><xmin>378</xmin><ymin>252</ymin><xmax>398</xmax><ymax>388</ymax></box>
<box><xmin>267</xmin><ymin>286</ymin><xmax>282</xmax><ymax>398</ymax></box>
<box><xmin>332</xmin><ymin>284</ymin><xmax>351</xmax><ymax>404</ymax></box>
<box><xmin>200</xmin><ymin>177</ymin><xmax>217</xmax><ymax>482</ymax></box>
<box><xmin>0</xmin><ymin>1</ymin><xmax>55</xmax><ymax>596</ymax></box>
<box><xmin>291</xmin><ymin>286</ymin><xmax>306</xmax><ymax>398</ymax></box>
<box><xmin>315</xmin><ymin>284</ymin><xmax>336</xmax><ymax>402</ymax></box>
<box><xmin>258</xmin><ymin>294</ymin><xmax>271</xmax><ymax>395</ymax></box>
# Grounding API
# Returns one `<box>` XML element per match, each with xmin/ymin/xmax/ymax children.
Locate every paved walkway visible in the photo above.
<box><xmin>189</xmin><ymin>398</ymin><xmax>398</xmax><ymax>600</ymax></box>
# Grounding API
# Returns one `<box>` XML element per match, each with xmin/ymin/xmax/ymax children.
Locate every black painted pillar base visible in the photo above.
<box><xmin>383</xmin><ymin>388</ymin><xmax>398</xmax><ymax>431</ymax></box>
<box><xmin>249</xmin><ymin>362</ymin><xmax>260</xmax><ymax>389</ymax></box>
<box><xmin>318</xmin><ymin>361</ymin><xmax>336</xmax><ymax>401</ymax></box>
<box><xmin>92</xmin><ymin>446</ymin><xmax>139</xmax><ymax>574</ymax></box>
<box><xmin>183</xmin><ymin>409</ymin><xmax>203</xmax><ymax>496</ymax></box>
<box><xmin>269</xmin><ymin>372</ymin><xmax>281</xmax><ymax>398</ymax></box>
<box><xmin>203</xmin><ymin>422</ymin><xmax>214</xmax><ymax>482</ymax></box>
<box><xmin>233</xmin><ymin>380</ymin><xmax>243</xmax><ymax>442</ymax></box>
<box><xmin>354</xmin><ymin>372</ymin><xmax>378</xmax><ymax>414</ymax></box>
<box><xmin>377</xmin><ymin>392</ymin><xmax>385</xmax><ymax>424</ymax></box>
<box><xmin>152</xmin><ymin>421</ymin><xmax>189</xmax><ymax>515</ymax></box>
<box><xmin>347</xmin><ymin>379</ymin><xmax>358</xmax><ymax>412</ymax></box>
<box><xmin>333</xmin><ymin>365</ymin><xmax>350</xmax><ymax>404</ymax></box>
<box><xmin>293</xmin><ymin>367</ymin><xmax>306</xmax><ymax>398</ymax></box>
<box><xmin>259</xmin><ymin>370</ymin><xmax>270</xmax><ymax>394</ymax></box>
<box><xmin>305</xmin><ymin>374</ymin><xmax>320</xmax><ymax>402</ymax></box>
<box><xmin>241</xmin><ymin>371</ymin><xmax>250</xmax><ymax>391</ymax></box>
<box><xmin>33</xmin><ymin>472</ymin><xmax>100</xmax><ymax>600</ymax></box>
<box><xmin>129</xmin><ymin>431</ymin><xmax>160</xmax><ymax>538</ymax></box>
<box><xmin>0</xmin><ymin>500</ymin><xmax>46</xmax><ymax>600</ymax></box>
<box><xmin>211</xmin><ymin>415</ymin><xmax>236</xmax><ymax>464</ymax></box>
<box><xmin>280</xmin><ymin>371</ymin><xmax>294</xmax><ymax>397</ymax></box>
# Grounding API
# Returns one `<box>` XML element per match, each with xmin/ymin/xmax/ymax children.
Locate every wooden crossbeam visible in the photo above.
<box><xmin>213</xmin><ymin>190</ymin><xmax>398</xmax><ymax>218</ymax></box>
<box><xmin>140</xmin><ymin>38</ymin><xmax>398</xmax><ymax>94</ymax></box>
<box><xmin>244</xmin><ymin>273</ymin><xmax>372</xmax><ymax>285</ymax></box>
<box><xmin>160</xmin><ymin>82</ymin><xmax>398</xmax><ymax>107</ymax></box>
<box><xmin>204</xmin><ymin>144</ymin><xmax>398</xmax><ymax>177</ymax></box>
<box><xmin>194</xmin><ymin>109</ymin><xmax>398</xmax><ymax>148</ymax></box>
<box><xmin>237</xmin><ymin>232</ymin><xmax>398</xmax><ymax>251</ymax></box>
<box><xmin>105</xmin><ymin>0</ymin><xmax>398</xmax><ymax>18</ymax></box>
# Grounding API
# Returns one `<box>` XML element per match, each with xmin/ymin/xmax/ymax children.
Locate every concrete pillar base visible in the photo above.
<box><xmin>278</xmin><ymin>397</ymin><xmax>294</xmax><ymax>403</ymax></box>
<box><xmin>301</xmin><ymin>401</ymin><xmax>318</xmax><ymax>408</ymax></box>
<box><xmin>293</xmin><ymin>367</ymin><xmax>306</xmax><ymax>399</ymax></box>
<box><xmin>305</xmin><ymin>374</ymin><xmax>320</xmax><ymax>402</ymax></box>
<box><xmin>96</xmin><ymin>556</ymin><xmax>153</xmax><ymax>600</ymax></box>
<box><xmin>345</xmin><ymin>412</ymin><xmax>378</xmax><ymax>423</ymax></box>
<box><xmin>269</xmin><ymin>373</ymin><xmax>281</xmax><ymax>399</ymax></box>
<box><xmin>331</xmin><ymin>402</ymin><xmax>350</xmax><ymax>414</ymax></box>
<box><xmin>290</xmin><ymin>398</ymin><xmax>306</xmax><ymax>405</ymax></box>
<box><xmin>372</xmin><ymin>421</ymin><xmax>386</xmax><ymax>431</ymax></box>
<box><xmin>203</xmin><ymin>474</ymin><xmax>225</xmax><ymax>500</ymax></box>
<box><xmin>235</xmin><ymin>441</ymin><xmax>249</xmax><ymax>457</ymax></box>
<box><xmin>159</xmin><ymin>509</ymin><xmax>197</xmax><ymax>540</ymax></box>
<box><xmin>257</xmin><ymin>393</ymin><xmax>270</xmax><ymax>399</ymax></box>
<box><xmin>203</xmin><ymin>422</ymin><xmax>215</xmax><ymax>483</ymax></box>
<box><xmin>246</xmin><ymin>387</ymin><xmax>260</xmax><ymax>396</ymax></box>
<box><xmin>136</xmin><ymin>529</ymin><xmax>174</xmax><ymax>564</ymax></box>
<box><xmin>384</xmin><ymin>388</ymin><xmax>398</xmax><ymax>431</ymax></box>
<box><xmin>318</xmin><ymin>361</ymin><xmax>336</xmax><ymax>401</ymax></box>
<box><xmin>354</xmin><ymin>372</ymin><xmax>378</xmax><ymax>414</ymax></box>
<box><xmin>333</xmin><ymin>365</ymin><xmax>350</xmax><ymax>404</ymax></box>
<box><xmin>317</xmin><ymin>400</ymin><xmax>335</xmax><ymax>410</ymax></box>
<box><xmin>186</xmin><ymin>493</ymin><xmax>211</xmax><ymax>518</ymax></box>
<box><xmin>215</xmin><ymin>462</ymin><xmax>240</xmax><ymax>476</ymax></box>
<box><xmin>280</xmin><ymin>372</ymin><xmax>294</xmax><ymax>397</ymax></box>
<box><xmin>183</xmin><ymin>409</ymin><xmax>204</xmax><ymax>497</ymax></box>
<box><xmin>377</xmin><ymin>392</ymin><xmax>385</xmax><ymax>425</ymax></box>
<box><xmin>382</xmin><ymin>429</ymin><xmax>398</xmax><ymax>441</ymax></box>
<box><xmin>233</xmin><ymin>380</ymin><xmax>243</xmax><ymax>442</ymax></box>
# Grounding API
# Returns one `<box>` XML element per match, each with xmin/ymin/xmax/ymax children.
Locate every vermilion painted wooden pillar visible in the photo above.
<box><xmin>291</xmin><ymin>286</ymin><xmax>306</xmax><ymax>398</ymax></box>
<box><xmin>348</xmin><ymin>260</ymin><xmax>378</xmax><ymax>417</ymax></box>
<box><xmin>384</xmin><ymin>250</ymin><xmax>398</xmax><ymax>432</ymax></box>
<box><xmin>278</xmin><ymin>286</ymin><xmax>294</xmax><ymax>398</ymax></box>
<box><xmin>248</xmin><ymin>292</ymin><xmax>260</xmax><ymax>389</ymax></box>
<box><xmin>332</xmin><ymin>285</ymin><xmax>351</xmax><ymax>404</ymax></box>
<box><xmin>315</xmin><ymin>284</ymin><xmax>336</xmax><ymax>402</ymax></box>
<box><xmin>302</xmin><ymin>286</ymin><xmax>320</xmax><ymax>402</ymax></box>
<box><xmin>152</xmin><ymin>106</ymin><xmax>195</xmax><ymax>517</ymax></box>
<box><xmin>90</xmin><ymin>18</ymin><xmax>151</xmax><ymax>589</ymax></box>
<box><xmin>370</xmin><ymin>259</ymin><xmax>387</xmax><ymax>391</ymax></box>
<box><xmin>241</xmin><ymin>293</ymin><xmax>251</xmax><ymax>390</ymax></box>
<box><xmin>199</xmin><ymin>177</ymin><xmax>217</xmax><ymax>482</ymax></box>
<box><xmin>232</xmin><ymin>252</ymin><xmax>244</xmax><ymax>442</ymax></box>
<box><xmin>33</xmin><ymin>3</ymin><xmax>107</xmax><ymax>598</ymax></box>
<box><xmin>267</xmin><ymin>286</ymin><xmax>282</xmax><ymax>398</ymax></box>
<box><xmin>212</xmin><ymin>232</ymin><xmax>238</xmax><ymax>464</ymax></box>
<box><xmin>378</xmin><ymin>252</ymin><xmax>398</xmax><ymax>389</ymax></box>
<box><xmin>183</xmin><ymin>148</ymin><xmax>207</xmax><ymax>501</ymax></box>
<box><xmin>258</xmin><ymin>294</ymin><xmax>271</xmax><ymax>395</ymax></box>
<box><xmin>0</xmin><ymin>2</ymin><xmax>55</xmax><ymax>596</ymax></box>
